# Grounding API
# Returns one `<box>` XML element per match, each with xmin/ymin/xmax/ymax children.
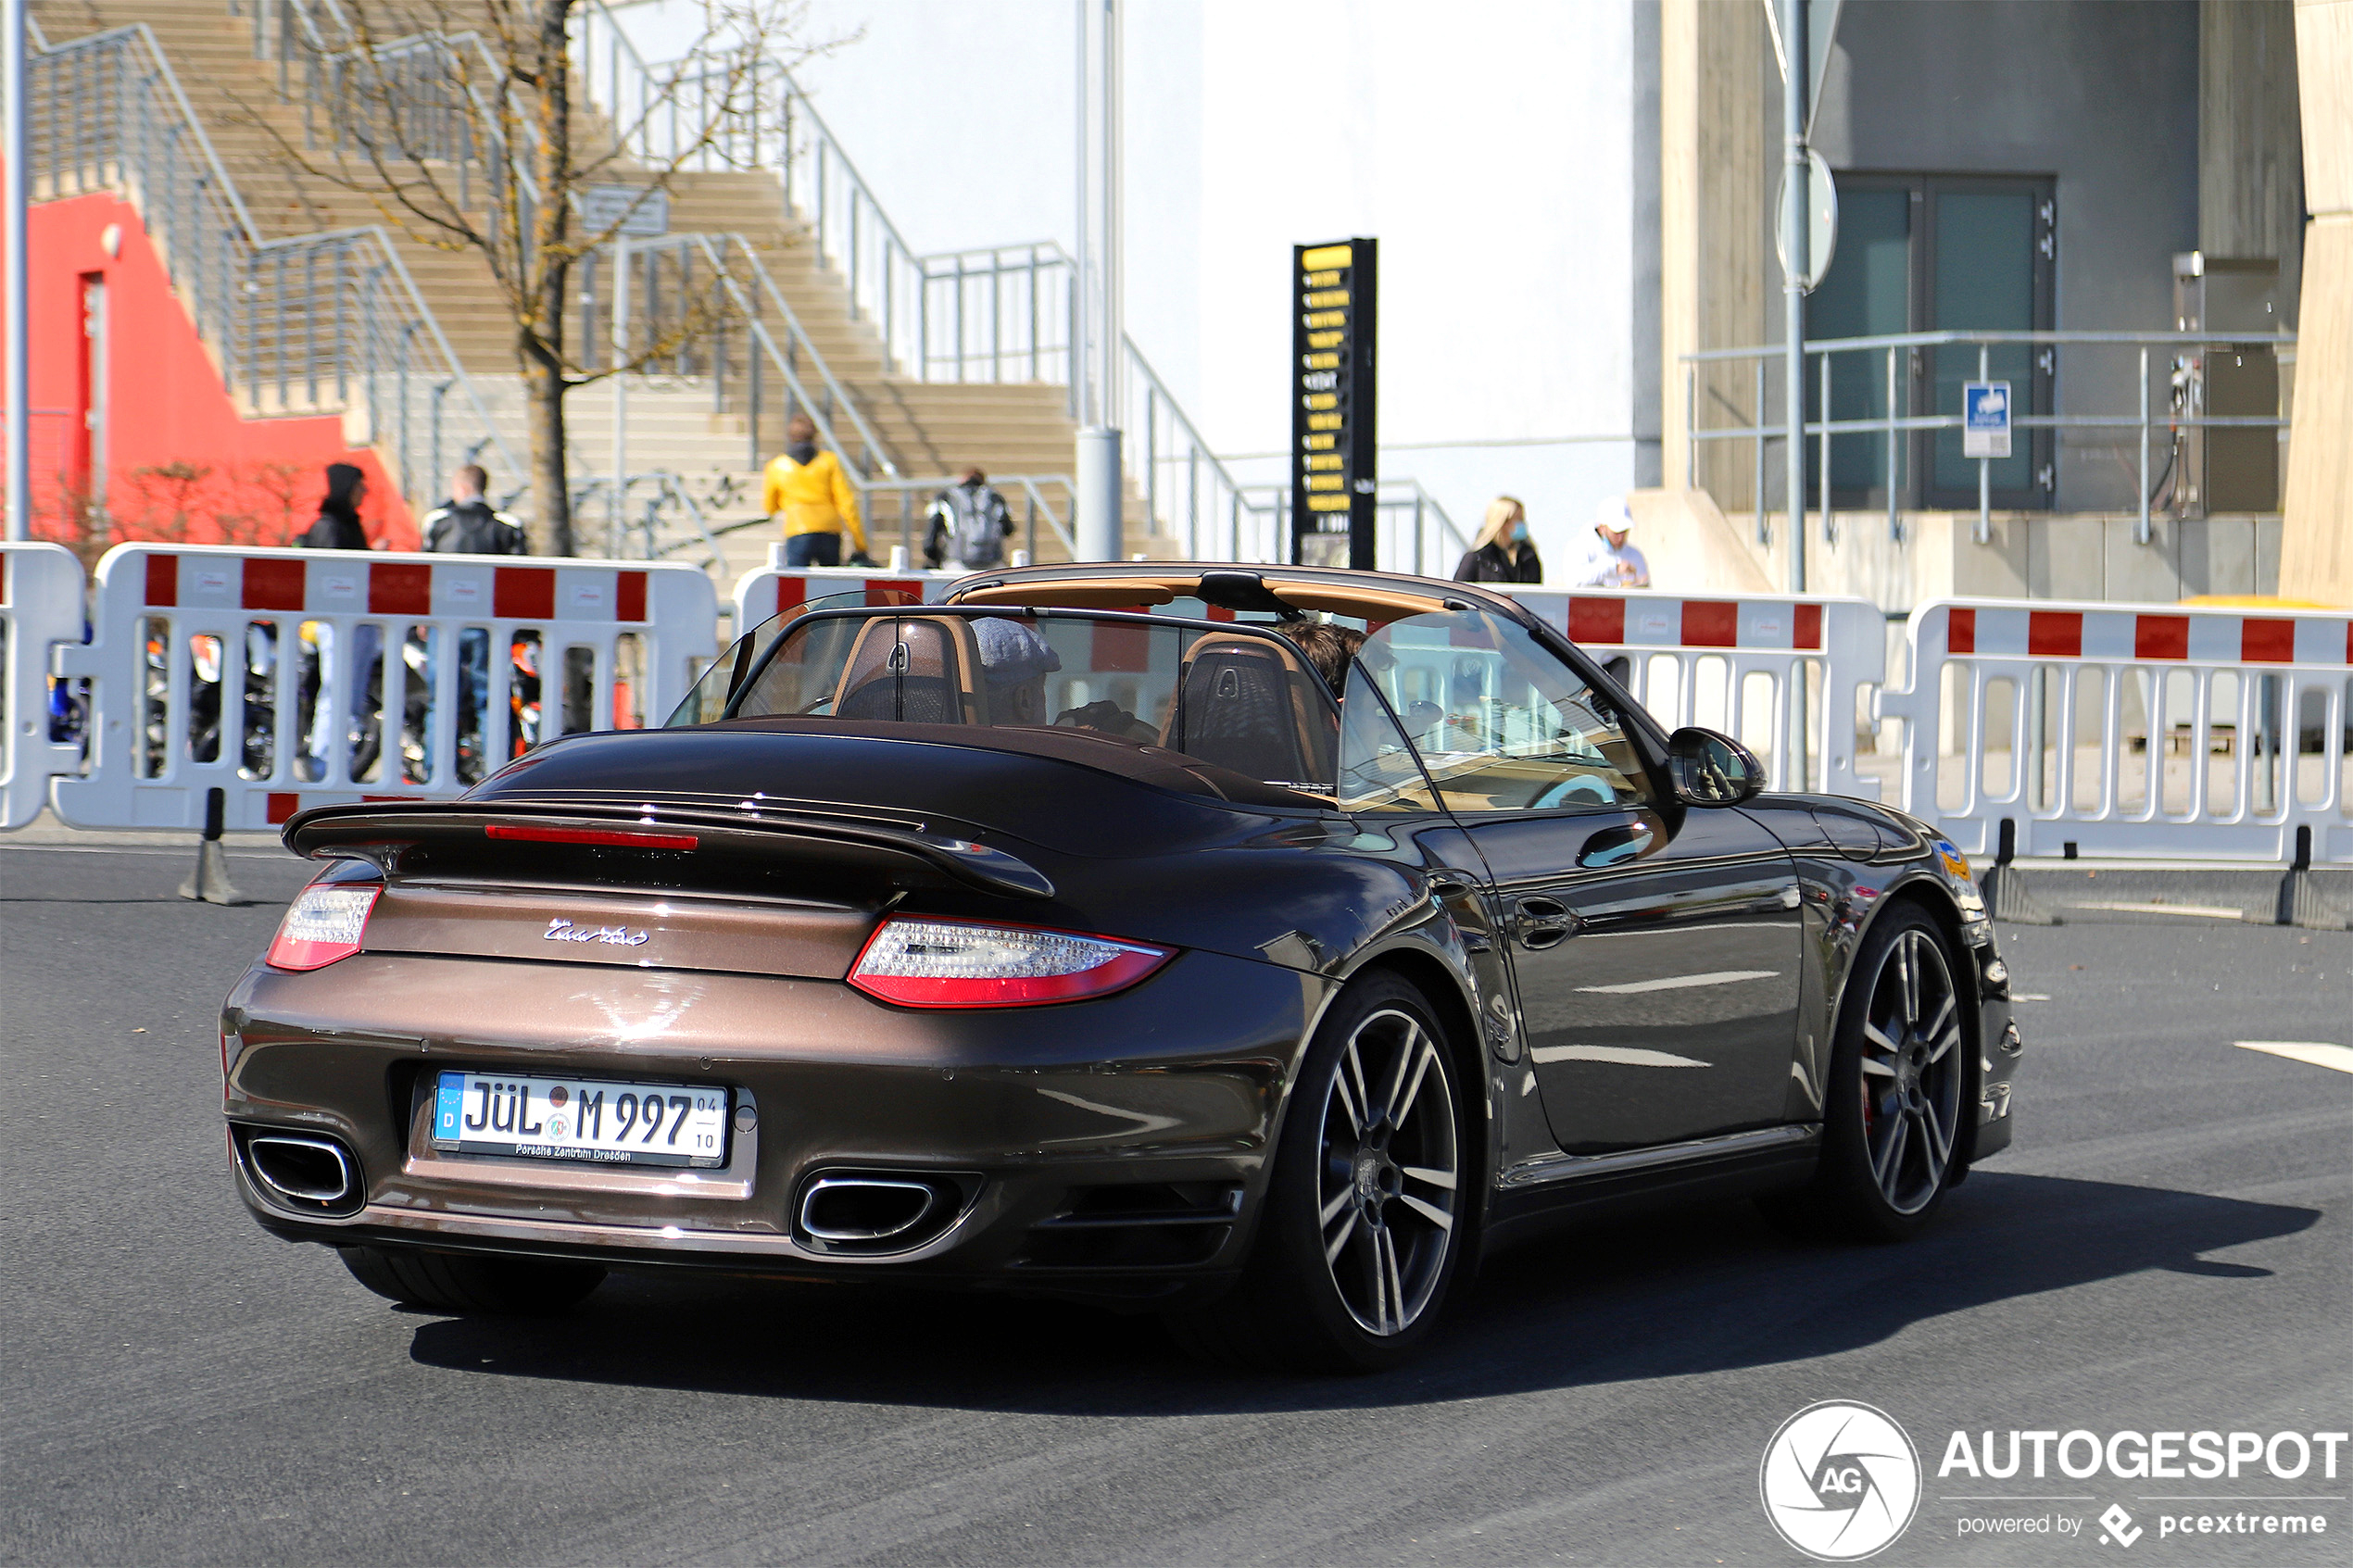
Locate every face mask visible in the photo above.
<box><xmin>1509</xmin><ymin>521</ymin><xmax>1529</xmax><ymax>543</ymax></box>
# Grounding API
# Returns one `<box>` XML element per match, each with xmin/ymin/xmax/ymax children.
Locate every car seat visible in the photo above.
<box><xmin>1164</xmin><ymin>636</ymin><xmax>1328</xmax><ymax>783</ymax></box>
<box><xmin>833</xmin><ymin>617</ymin><xmax>986</xmax><ymax>724</ymax></box>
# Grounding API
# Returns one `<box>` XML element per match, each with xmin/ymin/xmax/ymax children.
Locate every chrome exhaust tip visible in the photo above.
<box><xmin>799</xmin><ymin>1176</ymin><xmax>944</xmax><ymax>1244</ymax></box>
<box><xmin>244</xmin><ymin>1133</ymin><xmax>359</xmax><ymax>1210</ymax></box>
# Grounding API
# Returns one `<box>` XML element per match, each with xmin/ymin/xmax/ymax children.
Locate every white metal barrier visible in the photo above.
<box><xmin>51</xmin><ymin>544</ymin><xmax>717</xmax><ymax>831</ymax></box>
<box><xmin>1878</xmin><ymin>598</ymin><xmax>2353</xmax><ymax>863</ymax></box>
<box><xmin>19</xmin><ymin>540</ymin><xmax>2351</xmax><ymax>867</ymax></box>
<box><xmin>1509</xmin><ymin>589</ymin><xmax>1889</xmax><ymax>797</ymax></box>
<box><xmin>1</xmin><ymin>542</ymin><xmax>90</xmax><ymax>830</ymax></box>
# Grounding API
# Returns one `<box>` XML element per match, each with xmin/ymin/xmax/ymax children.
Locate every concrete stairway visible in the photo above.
<box><xmin>36</xmin><ymin>0</ymin><xmax>1168</xmax><ymax>581</ymax></box>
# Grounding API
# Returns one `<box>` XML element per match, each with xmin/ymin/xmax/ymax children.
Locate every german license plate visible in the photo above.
<box><xmin>431</xmin><ymin>1072</ymin><xmax>729</xmax><ymax>1169</ymax></box>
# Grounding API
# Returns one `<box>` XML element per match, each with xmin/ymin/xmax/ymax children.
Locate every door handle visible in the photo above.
<box><xmin>1513</xmin><ymin>896</ymin><xmax>1579</xmax><ymax>948</ymax></box>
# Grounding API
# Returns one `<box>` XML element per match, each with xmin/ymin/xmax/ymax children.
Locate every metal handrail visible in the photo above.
<box><xmin>568</xmin><ymin>6</ymin><xmax>1457</xmax><ymax>572</ymax></box>
<box><xmin>1685</xmin><ymin>328</ymin><xmax>2296</xmax><ymax>361</ymax></box>
<box><xmin>574</xmin><ymin>469</ymin><xmax>727</xmax><ymax>577</ymax></box>
<box><xmin>683</xmin><ymin>232</ymin><xmax>899</xmax><ymax>477</ymax></box>
<box><xmin>855</xmin><ymin>473</ymin><xmax>1080</xmax><ymax>566</ymax></box>
<box><xmin>1681</xmin><ymin>327</ymin><xmax>2298</xmax><ymax>548</ymax></box>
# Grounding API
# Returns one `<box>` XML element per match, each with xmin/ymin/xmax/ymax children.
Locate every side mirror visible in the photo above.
<box><xmin>1665</xmin><ymin>726</ymin><xmax>1764</xmax><ymax>807</ymax></box>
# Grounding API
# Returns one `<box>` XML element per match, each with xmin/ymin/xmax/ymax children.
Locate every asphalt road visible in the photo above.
<box><xmin>2</xmin><ymin>842</ymin><xmax>2347</xmax><ymax>1568</ymax></box>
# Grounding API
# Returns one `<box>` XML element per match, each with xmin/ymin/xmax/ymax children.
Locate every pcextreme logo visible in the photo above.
<box><xmin>1761</xmin><ymin>1400</ymin><xmax>1924</xmax><ymax>1561</ymax></box>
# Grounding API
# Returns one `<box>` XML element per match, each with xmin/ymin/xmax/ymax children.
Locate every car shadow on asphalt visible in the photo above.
<box><xmin>403</xmin><ymin>1171</ymin><xmax>2320</xmax><ymax>1413</ymax></box>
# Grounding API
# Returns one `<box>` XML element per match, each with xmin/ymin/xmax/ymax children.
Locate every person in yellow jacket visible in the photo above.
<box><xmin>761</xmin><ymin>413</ymin><xmax>870</xmax><ymax>567</ymax></box>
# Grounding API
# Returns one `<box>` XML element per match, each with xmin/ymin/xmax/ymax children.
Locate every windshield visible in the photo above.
<box><xmin>706</xmin><ymin>608</ymin><xmax>1341</xmax><ymax>790</ymax></box>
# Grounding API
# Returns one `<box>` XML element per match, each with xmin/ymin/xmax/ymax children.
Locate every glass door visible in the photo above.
<box><xmin>1809</xmin><ymin>174</ymin><xmax>2056</xmax><ymax>511</ymax></box>
<box><xmin>1806</xmin><ymin>182</ymin><xmax>1913</xmax><ymax>507</ymax></box>
<box><xmin>1919</xmin><ymin>177</ymin><xmax>2055</xmax><ymax>509</ymax></box>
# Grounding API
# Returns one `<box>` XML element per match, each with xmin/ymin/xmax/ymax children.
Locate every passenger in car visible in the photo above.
<box><xmin>1286</xmin><ymin>621</ymin><xmax>1365</xmax><ymax>696</ymax></box>
<box><xmin>971</xmin><ymin>618</ymin><xmax>1063</xmax><ymax>725</ymax></box>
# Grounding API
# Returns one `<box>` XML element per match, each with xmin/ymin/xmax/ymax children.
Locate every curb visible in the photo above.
<box><xmin>1979</xmin><ymin>863</ymin><xmax>2353</xmax><ymax>930</ymax></box>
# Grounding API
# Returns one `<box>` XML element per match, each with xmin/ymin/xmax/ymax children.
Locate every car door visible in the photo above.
<box><xmin>1356</xmin><ymin>606</ymin><xmax>1803</xmax><ymax>1155</ymax></box>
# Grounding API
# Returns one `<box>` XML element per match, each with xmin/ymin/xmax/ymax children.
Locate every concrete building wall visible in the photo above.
<box><xmin>1810</xmin><ymin>0</ymin><xmax>2202</xmax><ymax>516</ymax></box>
<box><xmin>2280</xmin><ymin>0</ymin><xmax>2353</xmax><ymax>606</ymax></box>
<box><xmin>613</xmin><ymin>0</ymin><xmax>1649</xmax><ymax>573</ymax></box>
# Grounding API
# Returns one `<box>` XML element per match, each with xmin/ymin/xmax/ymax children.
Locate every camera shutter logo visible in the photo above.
<box><xmin>1760</xmin><ymin>1400</ymin><xmax>1922</xmax><ymax>1560</ymax></box>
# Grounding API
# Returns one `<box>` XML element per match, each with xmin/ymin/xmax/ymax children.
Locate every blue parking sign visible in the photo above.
<box><xmin>1963</xmin><ymin>381</ymin><xmax>2012</xmax><ymax>459</ymax></box>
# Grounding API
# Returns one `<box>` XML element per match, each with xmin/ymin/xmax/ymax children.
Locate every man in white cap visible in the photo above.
<box><xmin>1567</xmin><ymin>495</ymin><xmax>1650</xmax><ymax>588</ymax></box>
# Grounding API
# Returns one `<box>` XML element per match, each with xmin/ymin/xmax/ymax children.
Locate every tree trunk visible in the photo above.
<box><xmin>522</xmin><ymin>336</ymin><xmax>571</xmax><ymax>557</ymax></box>
<box><xmin>520</xmin><ymin>0</ymin><xmax>578</xmax><ymax>556</ymax></box>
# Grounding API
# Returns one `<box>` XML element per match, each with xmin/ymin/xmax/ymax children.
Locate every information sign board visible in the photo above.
<box><xmin>1963</xmin><ymin>382</ymin><xmax>2012</xmax><ymax>459</ymax></box>
<box><xmin>583</xmin><ymin>184</ymin><xmax>670</xmax><ymax>239</ymax></box>
<box><xmin>1290</xmin><ymin>238</ymin><xmax>1378</xmax><ymax>569</ymax></box>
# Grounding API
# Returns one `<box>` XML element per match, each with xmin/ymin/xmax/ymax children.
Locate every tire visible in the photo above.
<box><xmin>338</xmin><ymin>1245</ymin><xmax>606</xmax><ymax>1315</ymax></box>
<box><xmin>1164</xmin><ymin>974</ymin><xmax>1468</xmax><ymax>1374</ymax></box>
<box><xmin>1766</xmin><ymin>906</ymin><xmax>1970</xmax><ymax>1243</ymax></box>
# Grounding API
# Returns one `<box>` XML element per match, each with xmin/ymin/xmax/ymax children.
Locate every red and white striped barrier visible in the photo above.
<box><xmin>1879</xmin><ymin>598</ymin><xmax>2353</xmax><ymax>863</ymax></box>
<box><xmin>1</xmin><ymin>542</ymin><xmax>89</xmax><ymax>830</ymax></box>
<box><xmin>730</xmin><ymin>562</ymin><xmax>960</xmax><ymax>631</ymax></box>
<box><xmin>50</xmin><ymin>544</ymin><xmax>717</xmax><ymax>832</ymax></box>
<box><xmin>1509</xmin><ymin>589</ymin><xmax>1890</xmax><ymax>797</ymax></box>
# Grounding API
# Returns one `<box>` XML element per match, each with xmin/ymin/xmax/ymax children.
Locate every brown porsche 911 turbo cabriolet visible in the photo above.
<box><xmin>223</xmin><ymin>563</ymin><xmax>2018</xmax><ymax>1370</ymax></box>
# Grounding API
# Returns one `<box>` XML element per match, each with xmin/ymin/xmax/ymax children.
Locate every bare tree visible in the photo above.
<box><xmin>242</xmin><ymin>2</ymin><xmax>828</xmax><ymax>555</ymax></box>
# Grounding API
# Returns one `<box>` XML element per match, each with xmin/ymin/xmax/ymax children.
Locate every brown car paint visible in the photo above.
<box><xmin>224</xmin><ymin>563</ymin><xmax>2016</xmax><ymax>1300</ymax></box>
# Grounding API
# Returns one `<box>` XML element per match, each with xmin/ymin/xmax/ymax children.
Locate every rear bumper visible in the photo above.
<box><xmin>224</xmin><ymin>948</ymin><xmax>1322</xmax><ymax>1297</ymax></box>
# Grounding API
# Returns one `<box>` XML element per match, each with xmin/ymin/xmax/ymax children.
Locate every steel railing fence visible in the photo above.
<box><xmin>569</xmin><ymin>0</ymin><xmax>1461</xmax><ymax>571</ymax></box>
<box><xmin>21</xmin><ymin>17</ymin><xmax>522</xmax><ymax>514</ymax></box>
<box><xmin>235</xmin><ymin>0</ymin><xmax>902</xmax><ymax>516</ymax></box>
<box><xmin>1228</xmin><ymin>481</ymin><xmax>1474</xmax><ymax>580</ymax></box>
<box><xmin>1683</xmin><ymin>329</ymin><xmax>2296</xmax><ymax>548</ymax></box>
<box><xmin>576</xmin><ymin>0</ymin><xmax>1068</xmax><ymax>396</ymax></box>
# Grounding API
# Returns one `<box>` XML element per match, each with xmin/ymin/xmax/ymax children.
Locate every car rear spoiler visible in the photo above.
<box><xmin>283</xmin><ymin>799</ymin><xmax>1056</xmax><ymax>899</ymax></box>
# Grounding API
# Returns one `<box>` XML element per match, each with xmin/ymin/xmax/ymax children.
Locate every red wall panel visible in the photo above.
<box><xmin>14</xmin><ymin>193</ymin><xmax>422</xmax><ymax>549</ymax></box>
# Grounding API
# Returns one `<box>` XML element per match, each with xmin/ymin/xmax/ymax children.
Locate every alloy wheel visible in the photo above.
<box><xmin>1858</xmin><ymin>928</ymin><xmax>1963</xmax><ymax>1214</ymax></box>
<box><xmin>1315</xmin><ymin>1007</ymin><xmax>1459</xmax><ymax>1336</ymax></box>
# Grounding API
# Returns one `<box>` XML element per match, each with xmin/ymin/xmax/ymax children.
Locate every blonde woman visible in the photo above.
<box><xmin>1452</xmin><ymin>495</ymin><xmax>1541</xmax><ymax>583</ymax></box>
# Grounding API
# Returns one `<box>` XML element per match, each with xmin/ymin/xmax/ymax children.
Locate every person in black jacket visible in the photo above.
<box><xmin>1453</xmin><ymin>495</ymin><xmax>1541</xmax><ymax>583</ymax></box>
<box><xmin>422</xmin><ymin>465</ymin><xmax>526</xmax><ymax>556</ymax></box>
<box><xmin>422</xmin><ymin>464</ymin><xmax>524</xmax><ymax>771</ymax></box>
<box><xmin>296</xmin><ymin>462</ymin><xmax>370</xmax><ymax>550</ymax></box>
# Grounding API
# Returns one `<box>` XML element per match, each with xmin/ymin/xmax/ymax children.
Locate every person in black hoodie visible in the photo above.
<box><xmin>297</xmin><ymin>463</ymin><xmax>371</xmax><ymax>550</ymax></box>
<box><xmin>1453</xmin><ymin>495</ymin><xmax>1541</xmax><ymax>583</ymax></box>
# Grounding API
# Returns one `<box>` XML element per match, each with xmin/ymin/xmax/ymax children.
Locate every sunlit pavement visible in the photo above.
<box><xmin>2</xmin><ymin>843</ymin><xmax>2345</xmax><ymax>1566</ymax></box>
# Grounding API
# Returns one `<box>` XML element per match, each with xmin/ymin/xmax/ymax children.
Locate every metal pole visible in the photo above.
<box><xmin>1780</xmin><ymin>0</ymin><xmax>1807</xmax><ymax>594</ymax></box>
<box><xmin>1684</xmin><ymin>363</ymin><xmax>1696</xmax><ymax>487</ymax></box>
<box><xmin>1753</xmin><ymin>358</ymin><xmax>1768</xmax><ymax>546</ymax></box>
<box><xmin>5</xmin><ymin>0</ymin><xmax>30</xmax><ymax>540</ymax></box>
<box><xmin>1072</xmin><ymin>0</ymin><xmax>1088</xmax><ymax>427</ymax></box>
<box><xmin>1074</xmin><ymin>0</ymin><xmax>1123</xmax><ymax>560</ymax></box>
<box><xmin>2136</xmin><ymin>345</ymin><xmax>2150</xmax><ymax>545</ymax></box>
<box><xmin>1885</xmin><ymin>344</ymin><xmax>1899</xmax><ymax>541</ymax></box>
<box><xmin>1101</xmin><ymin>0</ymin><xmax>1122</xmax><ymax>435</ymax></box>
<box><xmin>1976</xmin><ymin>341</ymin><xmax>1991</xmax><ymax>546</ymax></box>
<box><xmin>1818</xmin><ymin>349</ymin><xmax>1832</xmax><ymax>546</ymax></box>
<box><xmin>612</xmin><ymin>234</ymin><xmax>629</xmax><ymax>557</ymax></box>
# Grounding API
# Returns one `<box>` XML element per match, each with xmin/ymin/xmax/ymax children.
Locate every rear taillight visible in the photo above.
<box><xmin>265</xmin><ymin>885</ymin><xmax>382</xmax><ymax>972</ymax></box>
<box><xmin>848</xmin><ymin>917</ymin><xmax>1174</xmax><ymax>1009</ymax></box>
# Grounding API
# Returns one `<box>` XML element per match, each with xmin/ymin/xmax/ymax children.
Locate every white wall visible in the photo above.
<box><xmin>614</xmin><ymin>0</ymin><xmax>1641</xmax><ymax>572</ymax></box>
